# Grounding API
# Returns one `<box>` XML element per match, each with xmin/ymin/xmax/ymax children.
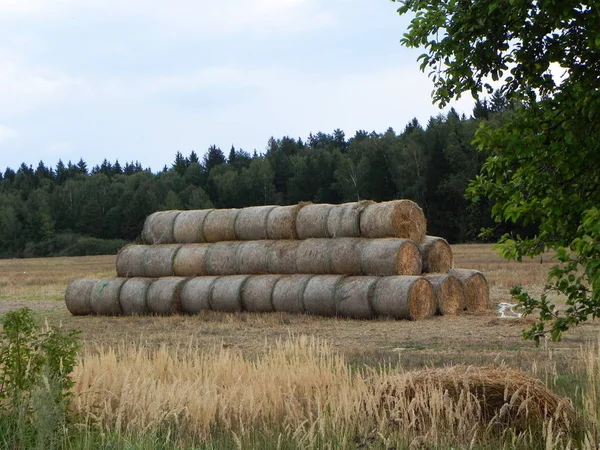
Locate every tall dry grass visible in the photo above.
<box><xmin>69</xmin><ymin>336</ymin><xmax>597</xmax><ymax>449</ymax></box>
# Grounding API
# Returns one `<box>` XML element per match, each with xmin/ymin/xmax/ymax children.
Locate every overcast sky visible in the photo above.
<box><xmin>0</xmin><ymin>0</ymin><xmax>474</xmax><ymax>173</ymax></box>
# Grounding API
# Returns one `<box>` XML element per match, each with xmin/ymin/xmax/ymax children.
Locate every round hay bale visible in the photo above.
<box><xmin>266</xmin><ymin>203</ymin><xmax>308</xmax><ymax>240</ymax></box>
<box><xmin>425</xmin><ymin>274</ymin><xmax>465</xmax><ymax>315</ymax></box>
<box><xmin>143</xmin><ymin>244</ymin><xmax>182</xmax><ymax>278</ymax></box>
<box><xmin>272</xmin><ymin>275</ymin><xmax>312</xmax><ymax>314</ymax></box>
<box><xmin>326</xmin><ymin>200</ymin><xmax>374</xmax><ymax>238</ymax></box>
<box><xmin>303</xmin><ymin>275</ymin><xmax>346</xmax><ymax>317</ymax></box>
<box><xmin>119</xmin><ymin>278</ymin><xmax>153</xmax><ymax>316</ymax></box>
<box><xmin>147</xmin><ymin>277</ymin><xmax>188</xmax><ymax>315</ymax></box>
<box><xmin>202</xmin><ymin>209</ymin><xmax>240</xmax><ymax>243</ymax></box>
<box><xmin>329</xmin><ymin>238</ymin><xmax>363</xmax><ymax>275</ymax></box>
<box><xmin>360</xmin><ymin>239</ymin><xmax>422</xmax><ymax>276</ymax></box>
<box><xmin>373</xmin><ymin>276</ymin><xmax>435</xmax><ymax>320</ymax></box>
<box><xmin>142</xmin><ymin>211</ymin><xmax>181</xmax><ymax>244</ymax></box>
<box><xmin>210</xmin><ymin>275</ymin><xmax>249</xmax><ymax>312</ymax></box>
<box><xmin>173</xmin><ymin>244</ymin><xmax>210</xmax><ymax>277</ymax></box>
<box><xmin>241</xmin><ymin>275</ymin><xmax>281</xmax><ymax>312</ymax></box>
<box><xmin>420</xmin><ymin>236</ymin><xmax>453</xmax><ymax>273</ymax></box>
<box><xmin>296</xmin><ymin>239</ymin><xmax>332</xmax><ymax>274</ymax></box>
<box><xmin>360</xmin><ymin>200</ymin><xmax>426</xmax><ymax>242</ymax></box>
<box><xmin>173</xmin><ymin>210</ymin><xmax>213</xmax><ymax>243</ymax></box>
<box><xmin>449</xmin><ymin>269</ymin><xmax>489</xmax><ymax>312</ymax></box>
<box><xmin>295</xmin><ymin>204</ymin><xmax>334</xmax><ymax>239</ymax></box>
<box><xmin>90</xmin><ymin>278</ymin><xmax>127</xmax><ymax>316</ymax></box>
<box><xmin>180</xmin><ymin>276</ymin><xmax>218</xmax><ymax>314</ymax></box>
<box><xmin>65</xmin><ymin>278</ymin><xmax>97</xmax><ymax>315</ymax></box>
<box><xmin>205</xmin><ymin>242</ymin><xmax>241</xmax><ymax>276</ymax></box>
<box><xmin>234</xmin><ymin>205</ymin><xmax>277</xmax><ymax>241</ymax></box>
<box><xmin>237</xmin><ymin>241</ymin><xmax>274</xmax><ymax>274</ymax></box>
<box><xmin>266</xmin><ymin>241</ymin><xmax>300</xmax><ymax>274</ymax></box>
<box><xmin>335</xmin><ymin>276</ymin><xmax>377</xmax><ymax>319</ymax></box>
<box><xmin>116</xmin><ymin>245</ymin><xmax>147</xmax><ymax>278</ymax></box>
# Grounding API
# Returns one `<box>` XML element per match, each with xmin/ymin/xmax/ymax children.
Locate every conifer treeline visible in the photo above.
<box><xmin>0</xmin><ymin>103</ymin><xmax>513</xmax><ymax>258</ymax></box>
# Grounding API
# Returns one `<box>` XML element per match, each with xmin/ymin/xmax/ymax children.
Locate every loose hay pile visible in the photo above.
<box><xmin>66</xmin><ymin>199</ymin><xmax>490</xmax><ymax>319</ymax></box>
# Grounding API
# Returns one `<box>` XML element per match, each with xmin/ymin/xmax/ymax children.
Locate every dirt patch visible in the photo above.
<box><xmin>0</xmin><ymin>299</ymin><xmax>65</xmax><ymax>315</ymax></box>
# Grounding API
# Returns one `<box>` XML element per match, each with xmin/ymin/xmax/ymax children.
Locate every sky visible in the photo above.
<box><xmin>0</xmin><ymin>0</ymin><xmax>475</xmax><ymax>173</ymax></box>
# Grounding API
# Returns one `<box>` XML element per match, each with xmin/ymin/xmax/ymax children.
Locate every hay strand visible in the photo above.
<box><xmin>360</xmin><ymin>239</ymin><xmax>422</xmax><ymax>276</ymax></box>
<box><xmin>296</xmin><ymin>239</ymin><xmax>332</xmax><ymax>274</ymax></box>
<box><xmin>335</xmin><ymin>276</ymin><xmax>377</xmax><ymax>319</ymax></box>
<box><xmin>420</xmin><ymin>236</ymin><xmax>453</xmax><ymax>273</ymax></box>
<box><xmin>146</xmin><ymin>277</ymin><xmax>188</xmax><ymax>315</ymax></box>
<box><xmin>142</xmin><ymin>211</ymin><xmax>181</xmax><ymax>244</ymax></box>
<box><xmin>449</xmin><ymin>269</ymin><xmax>490</xmax><ymax>312</ymax></box>
<box><xmin>173</xmin><ymin>210</ymin><xmax>213</xmax><ymax>243</ymax></box>
<box><xmin>241</xmin><ymin>275</ymin><xmax>281</xmax><ymax>313</ymax></box>
<box><xmin>360</xmin><ymin>200</ymin><xmax>426</xmax><ymax>241</ymax></box>
<box><xmin>272</xmin><ymin>275</ymin><xmax>312</xmax><ymax>314</ymax></box>
<box><xmin>373</xmin><ymin>276</ymin><xmax>435</xmax><ymax>320</ymax></box>
<box><xmin>119</xmin><ymin>278</ymin><xmax>153</xmax><ymax>316</ymax></box>
<box><xmin>234</xmin><ymin>206</ymin><xmax>277</xmax><ymax>241</ymax></box>
<box><xmin>180</xmin><ymin>276</ymin><xmax>218</xmax><ymax>314</ymax></box>
<box><xmin>303</xmin><ymin>275</ymin><xmax>345</xmax><ymax>317</ymax></box>
<box><xmin>425</xmin><ymin>274</ymin><xmax>465</xmax><ymax>315</ymax></box>
<box><xmin>326</xmin><ymin>200</ymin><xmax>374</xmax><ymax>238</ymax></box>
<box><xmin>143</xmin><ymin>244</ymin><xmax>182</xmax><ymax>278</ymax></box>
<box><xmin>204</xmin><ymin>242</ymin><xmax>241</xmax><ymax>276</ymax></box>
<box><xmin>116</xmin><ymin>245</ymin><xmax>147</xmax><ymax>278</ymax></box>
<box><xmin>173</xmin><ymin>244</ymin><xmax>210</xmax><ymax>277</ymax></box>
<box><xmin>295</xmin><ymin>204</ymin><xmax>334</xmax><ymax>239</ymax></box>
<box><xmin>210</xmin><ymin>275</ymin><xmax>249</xmax><ymax>312</ymax></box>
<box><xmin>90</xmin><ymin>278</ymin><xmax>126</xmax><ymax>316</ymax></box>
<box><xmin>202</xmin><ymin>209</ymin><xmax>240</xmax><ymax>243</ymax></box>
<box><xmin>266</xmin><ymin>203</ymin><xmax>308</xmax><ymax>240</ymax></box>
<box><xmin>65</xmin><ymin>279</ymin><xmax>97</xmax><ymax>316</ymax></box>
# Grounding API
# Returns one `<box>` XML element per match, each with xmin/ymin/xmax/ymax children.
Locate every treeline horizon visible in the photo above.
<box><xmin>0</xmin><ymin>95</ymin><xmax>528</xmax><ymax>258</ymax></box>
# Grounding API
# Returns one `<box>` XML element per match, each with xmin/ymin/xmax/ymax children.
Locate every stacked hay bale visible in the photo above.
<box><xmin>65</xmin><ymin>200</ymin><xmax>489</xmax><ymax>319</ymax></box>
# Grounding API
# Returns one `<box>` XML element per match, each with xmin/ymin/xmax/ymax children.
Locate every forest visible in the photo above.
<box><xmin>0</xmin><ymin>96</ymin><xmax>519</xmax><ymax>258</ymax></box>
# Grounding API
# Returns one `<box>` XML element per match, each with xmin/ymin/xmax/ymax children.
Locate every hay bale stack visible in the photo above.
<box><xmin>272</xmin><ymin>275</ymin><xmax>312</xmax><ymax>314</ymax></box>
<box><xmin>373</xmin><ymin>276</ymin><xmax>435</xmax><ymax>320</ymax></box>
<box><xmin>327</xmin><ymin>200</ymin><xmax>374</xmax><ymax>238</ymax></box>
<box><xmin>144</xmin><ymin>244</ymin><xmax>182</xmax><ymax>278</ymax></box>
<box><xmin>266</xmin><ymin>241</ymin><xmax>300</xmax><ymax>274</ymax></box>
<box><xmin>234</xmin><ymin>206</ymin><xmax>277</xmax><ymax>241</ymax></box>
<box><xmin>360</xmin><ymin>200</ymin><xmax>426</xmax><ymax>242</ymax></box>
<box><xmin>329</xmin><ymin>238</ymin><xmax>363</xmax><ymax>275</ymax></box>
<box><xmin>360</xmin><ymin>239</ymin><xmax>422</xmax><ymax>276</ymax></box>
<box><xmin>173</xmin><ymin>244</ymin><xmax>210</xmax><ymax>277</ymax></box>
<box><xmin>266</xmin><ymin>203</ymin><xmax>307</xmax><ymax>240</ymax></box>
<box><xmin>296</xmin><ymin>239</ymin><xmax>332</xmax><ymax>274</ymax></box>
<box><xmin>120</xmin><ymin>278</ymin><xmax>154</xmax><ymax>316</ymax></box>
<box><xmin>425</xmin><ymin>274</ymin><xmax>465</xmax><ymax>315</ymax></box>
<box><xmin>146</xmin><ymin>277</ymin><xmax>188</xmax><ymax>315</ymax></box>
<box><xmin>65</xmin><ymin>278</ymin><xmax>97</xmax><ymax>316</ymax></box>
<box><xmin>449</xmin><ymin>269</ymin><xmax>490</xmax><ymax>312</ymax></box>
<box><xmin>237</xmin><ymin>241</ymin><xmax>274</xmax><ymax>274</ymax></box>
<box><xmin>210</xmin><ymin>275</ymin><xmax>249</xmax><ymax>312</ymax></box>
<box><xmin>205</xmin><ymin>242</ymin><xmax>241</xmax><ymax>276</ymax></box>
<box><xmin>295</xmin><ymin>204</ymin><xmax>334</xmax><ymax>239</ymax></box>
<box><xmin>303</xmin><ymin>275</ymin><xmax>345</xmax><ymax>317</ymax></box>
<box><xmin>202</xmin><ymin>209</ymin><xmax>240</xmax><ymax>243</ymax></box>
<box><xmin>142</xmin><ymin>211</ymin><xmax>181</xmax><ymax>244</ymax></box>
<box><xmin>180</xmin><ymin>276</ymin><xmax>218</xmax><ymax>314</ymax></box>
<box><xmin>241</xmin><ymin>275</ymin><xmax>281</xmax><ymax>312</ymax></box>
<box><xmin>116</xmin><ymin>245</ymin><xmax>147</xmax><ymax>278</ymax></box>
<box><xmin>419</xmin><ymin>236</ymin><xmax>453</xmax><ymax>273</ymax></box>
<box><xmin>335</xmin><ymin>276</ymin><xmax>378</xmax><ymax>319</ymax></box>
<box><xmin>173</xmin><ymin>210</ymin><xmax>213</xmax><ymax>243</ymax></box>
<box><xmin>90</xmin><ymin>278</ymin><xmax>127</xmax><ymax>316</ymax></box>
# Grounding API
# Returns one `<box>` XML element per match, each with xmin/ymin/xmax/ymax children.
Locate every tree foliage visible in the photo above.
<box><xmin>396</xmin><ymin>0</ymin><xmax>600</xmax><ymax>341</ymax></box>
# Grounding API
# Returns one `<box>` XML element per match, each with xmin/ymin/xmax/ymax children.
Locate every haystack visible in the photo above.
<box><xmin>180</xmin><ymin>276</ymin><xmax>218</xmax><ymax>314</ymax></box>
<box><xmin>272</xmin><ymin>275</ymin><xmax>312</xmax><ymax>314</ymax></box>
<box><xmin>90</xmin><ymin>278</ymin><xmax>127</xmax><ymax>316</ymax></box>
<box><xmin>120</xmin><ymin>278</ymin><xmax>153</xmax><ymax>316</ymax></box>
<box><xmin>173</xmin><ymin>210</ymin><xmax>213</xmax><ymax>243</ymax></box>
<box><xmin>237</xmin><ymin>241</ymin><xmax>274</xmax><ymax>274</ymax></box>
<box><xmin>266</xmin><ymin>203</ymin><xmax>307</xmax><ymax>240</ymax></box>
<box><xmin>360</xmin><ymin>239</ymin><xmax>422</xmax><ymax>276</ymax></box>
<box><xmin>329</xmin><ymin>238</ymin><xmax>363</xmax><ymax>274</ymax></box>
<box><xmin>296</xmin><ymin>239</ymin><xmax>332</xmax><ymax>274</ymax></box>
<box><xmin>241</xmin><ymin>275</ymin><xmax>281</xmax><ymax>312</ymax></box>
<box><xmin>65</xmin><ymin>278</ymin><xmax>97</xmax><ymax>316</ymax></box>
<box><xmin>172</xmin><ymin>244</ymin><xmax>210</xmax><ymax>277</ymax></box>
<box><xmin>373</xmin><ymin>276</ymin><xmax>435</xmax><ymax>320</ymax></box>
<box><xmin>210</xmin><ymin>275</ymin><xmax>249</xmax><ymax>312</ymax></box>
<box><xmin>266</xmin><ymin>241</ymin><xmax>300</xmax><ymax>274</ymax></box>
<box><xmin>327</xmin><ymin>201</ymin><xmax>374</xmax><ymax>238</ymax></box>
<box><xmin>335</xmin><ymin>276</ymin><xmax>378</xmax><ymax>319</ymax></box>
<box><xmin>424</xmin><ymin>274</ymin><xmax>465</xmax><ymax>315</ymax></box>
<box><xmin>234</xmin><ymin>205</ymin><xmax>277</xmax><ymax>240</ymax></box>
<box><xmin>146</xmin><ymin>277</ymin><xmax>187</xmax><ymax>315</ymax></box>
<box><xmin>360</xmin><ymin>200</ymin><xmax>426</xmax><ymax>242</ymax></box>
<box><xmin>419</xmin><ymin>236</ymin><xmax>453</xmax><ymax>273</ymax></box>
<box><xmin>303</xmin><ymin>275</ymin><xmax>346</xmax><ymax>317</ymax></box>
<box><xmin>295</xmin><ymin>204</ymin><xmax>334</xmax><ymax>239</ymax></box>
<box><xmin>204</xmin><ymin>242</ymin><xmax>241</xmax><ymax>276</ymax></box>
<box><xmin>116</xmin><ymin>245</ymin><xmax>147</xmax><ymax>278</ymax></box>
<box><xmin>142</xmin><ymin>211</ymin><xmax>181</xmax><ymax>244</ymax></box>
<box><xmin>143</xmin><ymin>244</ymin><xmax>182</xmax><ymax>278</ymax></box>
<box><xmin>449</xmin><ymin>269</ymin><xmax>489</xmax><ymax>312</ymax></box>
<box><xmin>202</xmin><ymin>209</ymin><xmax>240</xmax><ymax>242</ymax></box>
